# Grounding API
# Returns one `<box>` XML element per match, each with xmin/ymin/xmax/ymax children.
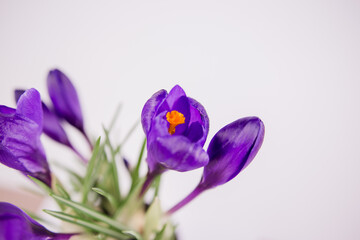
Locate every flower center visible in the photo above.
<box><xmin>166</xmin><ymin>110</ymin><xmax>185</xmax><ymax>135</ymax></box>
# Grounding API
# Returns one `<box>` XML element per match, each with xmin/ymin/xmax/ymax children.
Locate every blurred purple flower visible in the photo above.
<box><xmin>47</xmin><ymin>69</ymin><xmax>84</xmax><ymax>132</ymax></box>
<box><xmin>141</xmin><ymin>85</ymin><xmax>209</xmax><ymax>174</ymax></box>
<box><xmin>0</xmin><ymin>202</ymin><xmax>74</xmax><ymax>240</ymax></box>
<box><xmin>0</xmin><ymin>88</ymin><xmax>52</xmax><ymax>186</ymax></box>
<box><xmin>167</xmin><ymin>116</ymin><xmax>265</xmax><ymax>214</ymax></box>
<box><xmin>15</xmin><ymin>89</ymin><xmax>72</xmax><ymax>148</ymax></box>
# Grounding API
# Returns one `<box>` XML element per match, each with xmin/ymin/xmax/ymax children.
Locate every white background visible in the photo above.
<box><xmin>0</xmin><ymin>1</ymin><xmax>360</xmax><ymax>239</ymax></box>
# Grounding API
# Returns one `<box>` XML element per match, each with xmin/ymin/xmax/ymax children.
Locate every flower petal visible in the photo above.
<box><xmin>165</xmin><ymin>85</ymin><xmax>186</xmax><ymax>108</ymax></box>
<box><xmin>141</xmin><ymin>89</ymin><xmax>167</xmax><ymax>135</ymax></box>
<box><xmin>16</xmin><ymin>88</ymin><xmax>43</xmax><ymax>129</ymax></box>
<box><xmin>187</xmin><ymin>97</ymin><xmax>209</xmax><ymax>146</ymax></box>
<box><xmin>47</xmin><ymin>69</ymin><xmax>84</xmax><ymax>131</ymax></box>
<box><xmin>200</xmin><ymin>117</ymin><xmax>264</xmax><ymax>189</ymax></box>
<box><xmin>1</xmin><ymin>89</ymin><xmax>51</xmax><ymax>186</ymax></box>
<box><xmin>15</xmin><ymin>89</ymin><xmax>72</xmax><ymax>147</ymax></box>
<box><xmin>0</xmin><ymin>202</ymin><xmax>75</xmax><ymax>240</ymax></box>
<box><xmin>148</xmin><ymin>135</ymin><xmax>209</xmax><ymax>172</ymax></box>
<box><xmin>42</xmin><ymin>103</ymin><xmax>72</xmax><ymax>147</ymax></box>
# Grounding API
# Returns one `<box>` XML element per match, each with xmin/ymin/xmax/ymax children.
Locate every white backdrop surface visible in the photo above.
<box><xmin>0</xmin><ymin>1</ymin><xmax>359</xmax><ymax>239</ymax></box>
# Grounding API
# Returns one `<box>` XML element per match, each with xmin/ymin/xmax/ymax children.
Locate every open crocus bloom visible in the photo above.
<box><xmin>0</xmin><ymin>202</ymin><xmax>74</xmax><ymax>240</ymax></box>
<box><xmin>0</xmin><ymin>88</ymin><xmax>51</xmax><ymax>186</ymax></box>
<box><xmin>141</xmin><ymin>85</ymin><xmax>209</xmax><ymax>174</ymax></box>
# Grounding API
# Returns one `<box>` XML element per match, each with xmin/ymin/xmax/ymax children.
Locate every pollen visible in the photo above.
<box><xmin>166</xmin><ymin>110</ymin><xmax>185</xmax><ymax>135</ymax></box>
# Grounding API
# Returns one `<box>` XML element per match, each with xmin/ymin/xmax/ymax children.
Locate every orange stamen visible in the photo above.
<box><xmin>166</xmin><ymin>110</ymin><xmax>185</xmax><ymax>135</ymax></box>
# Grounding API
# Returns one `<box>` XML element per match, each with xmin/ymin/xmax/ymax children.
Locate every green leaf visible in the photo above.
<box><xmin>153</xmin><ymin>175</ymin><xmax>161</xmax><ymax>199</ymax></box>
<box><xmin>144</xmin><ymin>197</ymin><xmax>162</xmax><ymax>240</ymax></box>
<box><xmin>130</xmin><ymin>137</ymin><xmax>146</xmax><ymax>192</ymax></box>
<box><xmin>153</xmin><ymin>224</ymin><xmax>167</xmax><ymax>240</ymax></box>
<box><xmin>92</xmin><ymin>187</ymin><xmax>117</xmax><ymax>210</ymax></box>
<box><xmin>28</xmin><ymin>176</ymin><xmax>52</xmax><ymax>195</ymax></box>
<box><xmin>102</xmin><ymin>126</ymin><xmax>121</xmax><ymax>201</ymax></box>
<box><xmin>50</xmin><ymin>194</ymin><xmax>143</xmax><ymax>240</ymax></box>
<box><xmin>82</xmin><ymin>137</ymin><xmax>102</xmax><ymax>203</ymax></box>
<box><xmin>44</xmin><ymin>210</ymin><xmax>133</xmax><ymax>240</ymax></box>
<box><xmin>55</xmin><ymin>183</ymin><xmax>70</xmax><ymax>199</ymax></box>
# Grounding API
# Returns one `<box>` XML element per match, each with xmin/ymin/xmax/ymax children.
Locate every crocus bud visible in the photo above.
<box><xmin>167</xmin><ymin>116</ymin><xmax>265</xmax><ymax>214</ymax></box>
<box><xmin>47</xmin><ymin>69</ymin><xmax>84</xmax><ymax>133</ymax></box>
<box><xmin>0</xmin><ymin>202</ymin><xmax>75</xmax><ymax>239</ymax></box>
<box><xmin>200</xmin><ymin>116</ymin><xmax>265</xmax><ymax>189</ymax></box>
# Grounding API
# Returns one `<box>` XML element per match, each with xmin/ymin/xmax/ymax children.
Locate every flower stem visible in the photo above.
<box><xmin>139</xmin><ymin>170</ymin><xmax>162</xmax><ymax>197</ymax></box>
<box><xmin>166</xmin><ymin>185</ymin><xmax>205</xmax><ymax>215</ymax></box>
<box><xmin>81</xmin><ymin>129</ymin><xmax>93</xmax><ymax>150</ymax></box>
<box><xmin>70</xmin><ymin>145</ymin><xmax>88</xmax><ymax>164</ymax></box>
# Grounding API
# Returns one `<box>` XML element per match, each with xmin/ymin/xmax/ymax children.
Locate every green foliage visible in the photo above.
<box><xmin>33</xmin><ymin>119</ymin><xmax>176</xmax><ymax>240</ymax></box>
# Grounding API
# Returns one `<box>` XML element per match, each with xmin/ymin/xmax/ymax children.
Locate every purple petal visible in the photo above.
<box><xmin>141</xmin><ymin>89</ymin><xmax>168</xmax><ymax>135</ymax></box>
<box><xmin>170</xmin><ymin>96</ymin><xmax>190</xmax><ymax>135</ymax></box>
<box><xmin>0</xmin><ymin>202</ymin><xmax>75</xmax><ymax>240</ymax></box>
<box><xmin>185</xmin><ymin>121</ymin><xmax>204</xmax><ymax>143</ymax></box>
<box><xmin>165</xmin><ymin>85</ymin><xmax>187</xmax><ymax>108</ymax></box>
<box><xmin>14</xmin><ymin>89</ymin><xmax>25</xmax><ymax>103</ymax></box>
<box><xmin>16</xmin><ymin>88</ymin><xmax>43</xmax><ymax>129</ymax></box>
<box><xmin>42</xmin><ymin>103</ymin><xmax>72</xmax><ymax>147</ymax></box>
<box><xmin>187</xmin><ymin>97</ymin><xmax>209</xmax><ymax>146</ymax></box>
<box><xmin>0</xmin><ymin>89</ymin><xmax>51</xmax><ymax>186</ymax></box>
<box><xmin>200</xmin><ymin>117</ymin><xmax>265</xmax><ymax>189</ymax></box>
<box><xmin>15</xmin><ymin>89</ymin><xmax>72</xmax><ymax>148</ymax></box>
<box><xmin>147</xmin><ymin>135</ymin><xmax>209</xmax><ymax>172</ymax></box>
<box><xmin>47</xmin><ymin>69</ymin><xmax>84</xmax><ymax>131</ymax></box>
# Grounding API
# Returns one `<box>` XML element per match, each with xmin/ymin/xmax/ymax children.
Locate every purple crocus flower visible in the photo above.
<box><xmin>0</xmin><ymin>202</ymin><xmax>74</xmax><ymax>240</ymax></box>
<box><xmin>47</xmin><ymin>69</ymin><xmax>83</xmax><ymax>132</ymax></box>
<box><xmin>140</xmin><ymin>85</ymin><xmax>210</xmax><ymax>194</ymax></box>
<box><xmin>15</xmin><ymin>89</ymin><xmax>72</xmax><ymax>147</ymax></box>
<box><xmin>167</xmin><ymin>116</ymin><xmax>265</xmax><ymax>214</ymax></box>
<box><xmin>47</xmin><ymin>69</ymin><xmax>92</xmax><ymax>148</ymax></box>
<box><xmin>16</xmin><ymin>89</ymin><xmax>87</xmax><ymax>163</ymax></box>
<box><xmin>0</xmin><ymin>88</ymin><xmax>51</xmax><ymax>186</ymax></box>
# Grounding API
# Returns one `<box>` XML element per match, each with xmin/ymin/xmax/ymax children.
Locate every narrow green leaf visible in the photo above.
<box><xmin>153</xmin><ymin>175</ymin><xmax>161</xmax><ymax>198</ymax></box>
<box><xmin>28</xmin><ymin>176</ymin><xmax>52</xmax><ymax>194</ymax></box>
<box><xmin>51</xmin><ymin>194</ymin><xmax>132</xmax><ymax>233</ymax></box>
<box><xmin>92</xmin><ymin>187</ymin><xmax>117</xmax><ymax>209</ymax></box>
<box><xmin>153</xmin><ymin>224</ymin><xmax>167</xmax><ymax>240</ymax></box>
<box><xmin>82</xmin><ymin>137</ymin><xmax>102</xmax><ymax>203</ymax></box>
<box><xmin>130</xmin><ymin>137</ymin><xmax>146</xmax><ymax>191</ymax></box>
<box><xmin>55</xmin><ymin>183</ymin><xmax>70</xmax><ymax>199</ymax></box>
<box><xmin>44</xmin><ymin>210</ymin><xmax>132</xmax><ymax>239</ymax></box>
<box><xmin>103</xmin><ymin>126</ymin><xmax>121</xmax><ymax>202</ymax></box>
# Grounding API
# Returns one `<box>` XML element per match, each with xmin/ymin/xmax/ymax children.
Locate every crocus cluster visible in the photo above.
<box><xmin>15</xmin><ymin>69</ymin><xmax>91</xmax><ymax>163</ymax></box>
<box><xmin>0</xmin><ymin>70</ymin><xmax>264</xmax><ymax>240</ymax></box>
<box><xmin>141</xmin><ymin>85</ymin><xmax>264</xmax><ymax>213</ymax></box>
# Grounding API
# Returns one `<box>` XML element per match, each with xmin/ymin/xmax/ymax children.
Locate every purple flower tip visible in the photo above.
<box><xmin>1</xmin><ymin>88</ymin><xmax>52</xmax><ymax>186</ymax></box>
<box><xmin>15</xmin><ymin>89</ymin><xmax>72</xmax><ymax>148</ymax></box>
<box><xmin>47</xmin><ymin>68</ymin><xmax>84</xmax><ymax>132</ymax></box>
<box><xmin>0</xmin><ymin>202</ymin><xmax>75</xmax><ymax>239</ymax></box>
<box><xmin>141</xmin><ymin>85</ymin><xmax>210</xmax><ymax>173</ymax></box>
<box><xmin>200</xmin><ymin>116</ymin><xmax>265</xmax><ymax>189</ymax></box>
